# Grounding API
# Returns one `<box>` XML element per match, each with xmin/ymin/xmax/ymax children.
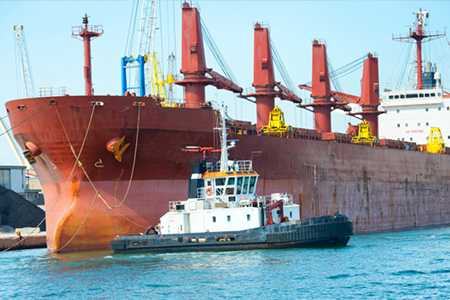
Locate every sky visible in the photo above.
<box><xmin>1</xmin><ymin>0</ymin><xmax>450</xmax><ymax>165</ymax></box>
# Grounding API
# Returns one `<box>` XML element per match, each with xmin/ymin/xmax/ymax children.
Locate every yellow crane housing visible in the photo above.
<box><xmin>426</xmin><ymin>127</ymin><xmax>445</xmax><ymax>154</ymax></box>
<box><xmin>261</xmin><ymin>106</ymin><xmax>289</xmax><ymax>136</ymax></box>
<box><xmin>351</xmin><ymin>120</ymin><xmax>375</xmax><ymax>145</ymax></box>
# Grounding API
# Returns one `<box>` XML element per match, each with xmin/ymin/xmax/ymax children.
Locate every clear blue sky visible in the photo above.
<box><xmin>1</xmin><ymin>0</ymin><xmax>450</xmax><ymax>164</ymax></box>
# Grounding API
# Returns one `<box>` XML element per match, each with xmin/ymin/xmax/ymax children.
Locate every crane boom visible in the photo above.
<box><xmin>13</xmin><ymin>25</ymin><xmax>35</xmax><ymax>97</ymax></box>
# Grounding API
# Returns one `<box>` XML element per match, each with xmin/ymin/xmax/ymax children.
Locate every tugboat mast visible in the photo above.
<box><xmin>218</xmin><ymin>105</ymin><xmax>235</xmax><ymax>172</ymax></box>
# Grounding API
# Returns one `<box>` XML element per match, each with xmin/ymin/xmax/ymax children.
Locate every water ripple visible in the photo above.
<box><xmin>0</xmin><ymin>226</ymin><xmax>449</xmax><ymax>299</ymax></box>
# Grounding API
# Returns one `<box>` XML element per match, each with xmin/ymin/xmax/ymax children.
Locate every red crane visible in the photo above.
<box><xmin>299</xmin><ymin>40</ymin><xmax>348</xmax><ymax>133</ymax></box>
<box><xmin>245</xmin><ymin>23</ymin><xmax>301</xmax><ymax>130</ymax></box>
<box><xmin>176</xmin><ymin>2</ymin><xmax>242</xmax><ymax>108</ymax></box>
<box><xmin>348</xmin><ymin>54</ymin><xmax>384</xmax><ymax>137</ymax></box>
<box><xmin>299</xmin><ymin>53</ymin><xmax>384</xmax><ymax>137</ymax></box>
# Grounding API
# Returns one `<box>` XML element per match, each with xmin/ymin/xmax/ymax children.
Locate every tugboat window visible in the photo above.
<box><xmin>243</xmin><ymin>177</ymin><xmax>250</xmax><ymax>194</ymax></box>
<box><xmin>216</xmin><ymin>178</ymin><xmax>226</xmax><ymax>186</ymax></box>
<box><xmin>249</xmin><ymin>176</ymin><xmax>257</xmax><ymax>193</ymax></box>
<box><xmin>226</xmin><ymin>187</ymin><xmax>234</xmax><ymax>195</ymax></box>
<box><xmin>236</xmin><ymin>177</ymin><xmax>243</xmax><ymax>194</ymax></box>
<box><xmin>216</xmin><ymin>188</ymin><xmax>224</xmax><ymax>196</ymax></box>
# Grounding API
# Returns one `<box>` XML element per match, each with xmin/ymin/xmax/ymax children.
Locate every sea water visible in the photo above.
<box><xmin>0</xmin><ymin>226</ymin><xmax>449</xmax><ymax>299</ymax></box>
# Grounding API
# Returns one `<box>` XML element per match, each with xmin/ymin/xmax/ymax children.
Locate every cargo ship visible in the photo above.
<box><xmin>5</xmin><ymin>4</ymin><xmax>450</xmax><ymax>252</ymax></box>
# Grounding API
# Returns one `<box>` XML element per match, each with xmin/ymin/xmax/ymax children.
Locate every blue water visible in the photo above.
<box><xmin>1</xmin><ymin>227</ymin><xmax>449</xmax><ymax>299</ymax></box>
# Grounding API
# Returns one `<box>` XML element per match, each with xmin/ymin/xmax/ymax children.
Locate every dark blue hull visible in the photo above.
<box><xmin>112</xmin><ymin>214</ymin><xmax>353</xmax><ymax>253</ymax></box>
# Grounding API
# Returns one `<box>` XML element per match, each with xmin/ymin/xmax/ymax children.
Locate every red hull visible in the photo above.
<box><xmin>6</xmin><ymin>95</ymin><xmax>450</xmax><ymax>252</ymax></box>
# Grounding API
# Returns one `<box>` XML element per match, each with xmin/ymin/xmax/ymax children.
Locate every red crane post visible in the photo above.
<box><xmin>309</xmin><ymin>40</ymin><xmax>333</xmax><ymax>133</ymax></box>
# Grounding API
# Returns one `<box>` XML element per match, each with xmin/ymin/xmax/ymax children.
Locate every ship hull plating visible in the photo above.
<box><xmin>6</xmin><ymin>95</ymin><xmax>450</xmax><ymax>252</ymax></box>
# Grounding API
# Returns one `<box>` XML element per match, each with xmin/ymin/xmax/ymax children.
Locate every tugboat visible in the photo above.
<box><xmin>111</xmin><ymin>106</ymin><xmax>353</xmax><ymax>254</ymax></box>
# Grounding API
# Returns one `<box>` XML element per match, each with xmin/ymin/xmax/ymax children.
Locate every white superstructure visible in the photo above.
<box><xmin>379</xmin><ymin>9</ymin><xmax>449</xmax><ymax>145</ymax></box>
<box><xmin>380</xmin><ymin>87</ymin><xmax>450</xmax><ymax>145</ymax></box>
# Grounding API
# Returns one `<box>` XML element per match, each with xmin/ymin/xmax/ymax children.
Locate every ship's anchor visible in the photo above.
<box><xmin>106</xmin><ymin>136</ymin><xmax>130</xmax><ymax>162</ymax></box>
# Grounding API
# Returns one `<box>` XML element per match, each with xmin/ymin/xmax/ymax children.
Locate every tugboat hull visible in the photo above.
<box><xmin>112</xmin><ymin>215</ymin><xmax>353</xmax><ymax>253</ymax></box>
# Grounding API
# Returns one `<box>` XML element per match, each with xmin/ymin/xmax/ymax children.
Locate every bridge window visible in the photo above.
<box><xmin>394</xmin><ymin>95</ymin><xmax>399</xmax><ymax>99</ymax></box>
<box><xmin>216</xmin><ymin>188</ymin><xmax>224</xmax><ymax>196</ymax></box>
<box><xmin>242</xmin><ymin>177</ymin><xmax>250</xmax><ymax>194</ymax></box>
<box><xmin>431</xmin><ymin>93</ymin><xmax>436</xmax><ymax>97</ymax></box>
<box><xmin>447</xmin><ymin>107</ymin><xmax>450</xmax><ymax>111</ymax></box>
<box><xmin>236</xmin><ymin>177</ymin><xmax>243</xmax><ymax>194</ymax></box>
<box><xmin>396</xmin><ymin>109</ymin><xmax>400</xmax><ymax>113</ymax></box>
<box><xmin>249</xmin><ymin>176</ymin><xmax>257</xmax><ymax>194</ymax></box>
<box><xmin>400</xmin><ymin>95</ymin><xmax>405</xmax><ymax>99</ymax></box>
<box><xmin>426</xmin><ymin>108</ymin><xmax>429</xmax><ymax>112</ymax></box>
<box><xmin>406</xmin><ymin>94</ymin><xmax>418</xmax><ymax>99</ymax></box>
<box><xmin>397</xmin><ymin>124</ymin><xmax>400</xmax><ymax>128</ymax></box>
<box><xmin>438</xmin><ymin>107</ymin><xmax>442</xmax><ymax>111</ymax></box>
<box><xmin>425</xmin><ymin>93</ymin><xmax>430</xmax><ymax>97</ymax></box>
<box><xmin>389</xmin><ymin>95</ymin><xmax>394</xmax><ymax>99</ymax></box>
<box><xmin>227</xmin><ymin>177</ymin><xmax>235</xmax><ymax>185</ymax></box>
<box><xmin>226</xmin><ymin>187</ymin><xmax>234</xmax><ymax>195</ymax></box>
<box><xmin>419</xmin><ymin>93</ymin><xmax>424</xmax><ymax>97</ymax></box>
<box><xmin>426</xmin><ymin>122</ymin><xmax>429</xmax><ymax>126</ymax></box>
<box><xmin>215</xmin><ymin>178</ymin><xmax>226</xmax><ymax>186</ymax></box>
<box><xmin>410</xmin><ymin>137</ymin><xmax>413</xmax><ymax>141</ymax></box>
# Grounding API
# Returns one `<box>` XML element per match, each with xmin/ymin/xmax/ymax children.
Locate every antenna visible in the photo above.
<box><xmin>393</xmin><ymin>9</ymin><xmax>446</xmax><ymax>89</ymax></box>
<box><xmin>72</xmin><ymin>14</ymin><xmax>103</xmax><ymax>96</ymax></box>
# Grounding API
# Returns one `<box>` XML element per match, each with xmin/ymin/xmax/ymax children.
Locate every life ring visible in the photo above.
<box><xmin>206</xmin><ymin>187</ymin><xmax>213</xmax><ymax>197</ymax></box>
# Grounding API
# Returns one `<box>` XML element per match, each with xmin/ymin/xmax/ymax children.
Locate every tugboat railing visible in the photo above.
<box><xmin>205</xmin><ymin>160</ymin><xmax>253</xmax><ymax>172</ymax></box>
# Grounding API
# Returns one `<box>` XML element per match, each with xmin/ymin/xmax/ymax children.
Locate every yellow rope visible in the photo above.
<box><xmin>54</xmin><ymin>102</ymin><xmax>147</xmax><ymax>226</ymax></box>
<box><xmin>67</xmin><ymin>103</ymin><xmax>98</xmax><ymax>180</ymax></box>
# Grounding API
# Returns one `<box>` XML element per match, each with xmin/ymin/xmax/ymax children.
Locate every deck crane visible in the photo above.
<box><xmin>13</xmin><ymin>25</ymin><xmax>35</xmax><ymax>98</ymax></box>
<box><xmin>122</xmin><ymin>0</ymin><xmax>178</xmax><ymax>104</ymax></box>
<box><xmin>10</xmin><ymin>25</ymin><xmax>33</xmax><ymax>166</ymax></box>
<box><xmin>243</xmin><ymin>23</ymin><xmax>301</xmax><ymax>131</ymax></box>
<box><xmin>299</xmin><ymin>50</ymin><xmax>384</xmax><ymax>137</ymax></box>
<box><xmin>175</xmin><ymin>2</ymin><xmax>243</xmax><ymax>108</ymax></box>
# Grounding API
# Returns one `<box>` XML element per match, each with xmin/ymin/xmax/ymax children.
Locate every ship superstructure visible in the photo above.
<box><xmin>380</xmin><ymin>9</ymin><xmax>450</xmax><ymax>144</ymax></box>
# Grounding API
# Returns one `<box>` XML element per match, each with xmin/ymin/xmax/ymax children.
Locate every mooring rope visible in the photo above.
<box><xmin>1</xmin><ymin>217</ymin><xmax>46</xmax><ymax>252</ymax></box>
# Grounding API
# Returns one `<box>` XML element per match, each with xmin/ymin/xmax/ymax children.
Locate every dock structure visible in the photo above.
<box><xmin>0</xmin><ymin>232</ymin><xmax>46</xmax><ymax>251</ymax></box>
